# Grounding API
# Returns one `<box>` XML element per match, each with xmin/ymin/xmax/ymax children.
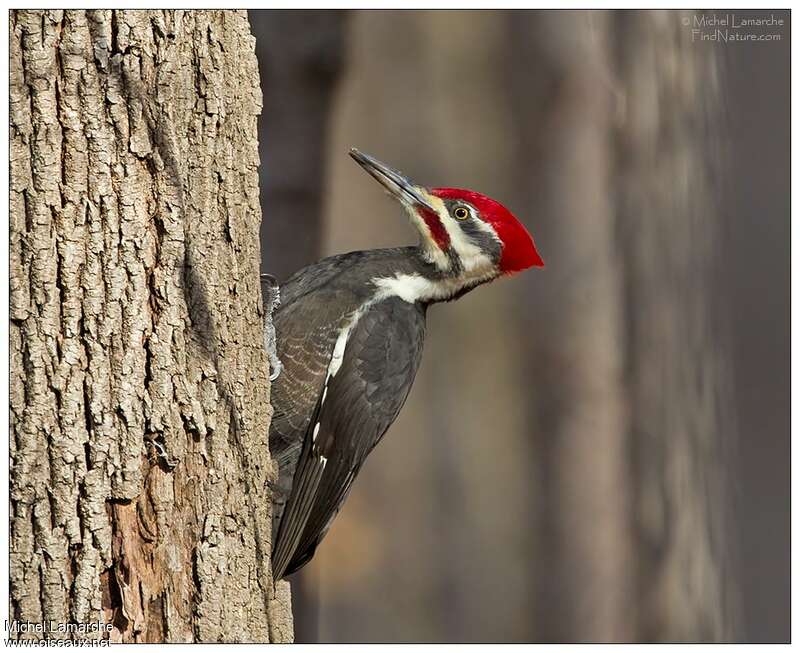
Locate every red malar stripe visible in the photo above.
<box><xmin>417</xmin><ymin>207</ymin><xmax>450</xmax><ymax>250</ymax></box>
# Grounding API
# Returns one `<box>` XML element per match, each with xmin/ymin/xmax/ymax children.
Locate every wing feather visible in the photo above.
<box><xmin>271</xmin><ymin>387</ymin><xmax>328</xmax><ymax>581</ymax></box>
<box><xmin>273</xmin><ymin>297</ymin><xmax>426</xmax><ymax>577</ymax></box>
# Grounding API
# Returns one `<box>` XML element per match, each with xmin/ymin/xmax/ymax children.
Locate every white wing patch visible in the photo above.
<box><xmin>329</xmin><ymin>325</ymin><xmax>350</xmax><ymax>378</ymax></box>
<box><xmin>327</xmin><ymin>299</ymin><xmax>376</xmax><ymax>380</ymax></box>
<box><xmin>314</xmin><ymin>301</ymin><xmax>377</xmax><ymax>460</ymax></box>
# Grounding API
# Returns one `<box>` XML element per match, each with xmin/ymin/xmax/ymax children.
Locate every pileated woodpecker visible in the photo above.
<box><xmin>267</xmin><ymin>149</ymin><xmax>543</xmax><ymax>580</ymax></box>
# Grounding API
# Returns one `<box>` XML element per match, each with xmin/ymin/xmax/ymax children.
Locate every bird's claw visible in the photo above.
<box><xmin>261</xmin><ymin>273</ymin><xmax>283</xmax><ymax>382</ymax></box>
<box><xmin>269</xmin><ymin>359</ymin><xmax>283</xmax><ymax>381</ymax></box>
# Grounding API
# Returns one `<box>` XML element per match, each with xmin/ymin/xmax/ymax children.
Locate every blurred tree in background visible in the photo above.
<box><xmin>251</xmin><ymin>9</ymin><xmax>789</xmax><ymax>643</ymax></box>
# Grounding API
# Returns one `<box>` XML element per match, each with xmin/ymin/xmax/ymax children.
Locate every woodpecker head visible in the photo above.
<box><xmin>350</xmin><ymin>149</ymin><xmax>544</xmax><ymax>284</ymax></box>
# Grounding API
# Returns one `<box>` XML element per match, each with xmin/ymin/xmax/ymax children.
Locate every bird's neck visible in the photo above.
<box><xmin>370</xmin><ymin>247</ymin><xmax>498</xmax><ymax>305</ymax></box>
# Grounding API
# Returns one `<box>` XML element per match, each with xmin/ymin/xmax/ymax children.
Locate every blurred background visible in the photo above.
<box><xmin>251</xmin><ymin>9</ymin><xmax>789</xmax><ymax>643</ymax></box>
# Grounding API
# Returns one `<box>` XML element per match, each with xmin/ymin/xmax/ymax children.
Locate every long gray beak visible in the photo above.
<box><xmin>349</xmin><ymin>148</ymin><xmax>437</xmax><ymax>213</ymax></box>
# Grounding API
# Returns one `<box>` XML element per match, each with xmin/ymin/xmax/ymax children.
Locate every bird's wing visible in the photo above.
<box><xmin>268</xmin><ymin>252</ymin><xmax>371</xmax><ymax>466</ymax></box>
<box><xmin>270</xmin><ymin>385</ymin><xmax>329</xmax><ymax>581</ymax></box>
<box><xmin>269</xmin><ymin>291</ymin><xmax>342</xmax><ymax>467</ymax></box>
<box><xmin>271</xmin><ymin>297</ymin><xmax>426</xmax><ymax>579</ymax></box>
<box><xmin>278</xmin><ymin>250</ymin><xmax>371</xmax><ymax>306</ymax></box>
<box><xmin>268</xmin><ymin>285</ymin><xmax>355</xmax><ymax>548</ymax></box>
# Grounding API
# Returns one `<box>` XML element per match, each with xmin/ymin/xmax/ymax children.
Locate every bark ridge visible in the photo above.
<box><xmin>10</xmin><ymin>9</ymin><xmax>292</xmax><ymax>642</ymax></box>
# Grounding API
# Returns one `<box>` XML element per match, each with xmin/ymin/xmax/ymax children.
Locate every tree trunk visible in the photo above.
<box><xmin>509</xmin><ymin>11</ymin><xmax>634</xmax><ymax>642</ymax></box>
<box><xmin>613</xmin><ymin>10</ymin><xmax>735</xmax><ymax>641</ymax></box>
<box><xmin>510</xmin><ymin>9</ymin><xmax>733</xmax><ymax>642</ymax></box>
<box><xmin>10</xmin><ymin>9</ymin><xmax>292</xmax><ymax>643</ymax></box>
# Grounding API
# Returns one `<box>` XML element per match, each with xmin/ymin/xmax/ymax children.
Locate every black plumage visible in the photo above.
<box><xmin>263</xmin><ymin>149</ymin><xmax>543</xmax><ymax>580</ymax></box>
<box><xmin>268</xmin><ymin>249</ymin><xmax>429</xmax><ymax>580</ymax></box>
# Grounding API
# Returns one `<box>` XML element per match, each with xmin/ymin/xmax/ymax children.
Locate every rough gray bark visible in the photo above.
<box><xmin>10</xmin><ymin>9</ymin><xmax>292</xmax><ymax>642</ymax></box>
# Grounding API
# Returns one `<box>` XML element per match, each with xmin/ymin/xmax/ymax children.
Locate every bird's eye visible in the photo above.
<box><xmin>453</xmin><ymin>206</ymin><xmax>469</xmax><ymax>220</ymax></box>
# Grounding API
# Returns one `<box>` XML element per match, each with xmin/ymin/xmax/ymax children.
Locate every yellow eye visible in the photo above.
<box><xmin>453</xmin><ymin>206</ymin><xmax>469</xmax><ymax>220</ymax></box>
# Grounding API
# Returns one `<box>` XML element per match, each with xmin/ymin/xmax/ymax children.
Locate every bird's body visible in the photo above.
<box><xmin>268</xmin><ymin>151</ymin><xmax>543</xmax><ymax>579</ymax></box>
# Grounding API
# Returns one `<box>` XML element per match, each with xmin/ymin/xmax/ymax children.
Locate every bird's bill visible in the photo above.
<box><xmin>349</xmin><ymin>148</ymin><xmax>438</xmax><ymax>213</ymax></box>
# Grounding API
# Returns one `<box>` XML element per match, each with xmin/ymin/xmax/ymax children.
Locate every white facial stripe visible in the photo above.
<box><xmin>374</xmin><ymin>274</ymin><xmax>442</xmax><ymax>303</ymax></box>
<box><xmin>425</xmin><ymin>195</ymin><xmax>498</xmax><ymax>274</ymax></box>
<box><xmin>469</xmin><ymin>210</ymin><xmax>502</xmax><ymax>238</ymax></box>
<box><xmin>374</xmin><ymin>270</ymin><xmax>497</xmax><ymax>304</ymax></box>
